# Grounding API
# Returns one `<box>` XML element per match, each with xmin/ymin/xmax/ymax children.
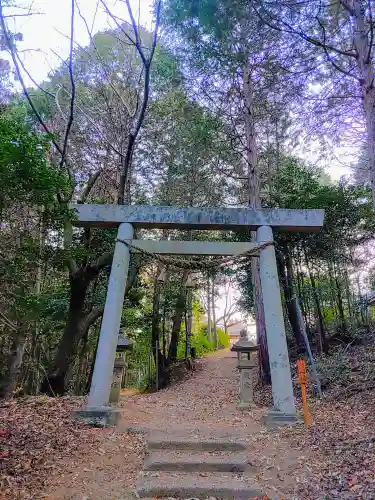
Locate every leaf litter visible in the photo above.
<box><xmin>1</xmin><ymin>343</ymin><xmax>375</xmax><ymax>499</ymax></box>
<box><xmin>0</xmin><ymin>396</ymin><xmax>143</xmax><ymax>499</ymax></box>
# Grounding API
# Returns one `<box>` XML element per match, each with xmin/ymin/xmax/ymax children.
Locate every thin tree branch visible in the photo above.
<box><xmin>78</xmin><ymin>169</ymin><xmax>103</xmax><ymax>203</ymax></box>
<box><xmin>117</xmin><ymin>0</ymin><xmax>162</xmax><ymax>204</ymax></box>
<box><xmin>125</xmin><ymin>0</ymin><xmax>147</xmax><ymax>65</ymax></box>
<box><xmin>15</xmin><ymin>50</ymin><xmax>56</xmax><ymax>98</ymax></box>
<box><xmin>75</xmin><ymin>2</ymin><xmax>132</xmax><ymax>113</ymax></box>
<box><xmin>3</xmin><ymin>12</ymin><xmax>43</xmax><ymax>17</ymax></box>
<box><xmin>0</xmin><ymin>311</ymin><xmax>17</xmax><ymax>331</ymax></box>
<box><xmin>316</xmin><ymin>15</ymin><xmax>359</xmax><ymax>80</ymax></box>
<box><xmin>254</xmin><ymin>1</ymin><xmax>357</xmax><ymax>58</ymax></box>
<box><xmin>99</xmin><ymin>0</ymin><xmax>137</xmax><ymax>47</ymax></box>
<box><xmin>59</xmin><ymin>0</ymin><xmax>76</xmax><ymax>169</ymax></box>
<box><xmin>132</xmin><ymin>0</ymin><xmax>162</xmax><ymax>138</ymax></box>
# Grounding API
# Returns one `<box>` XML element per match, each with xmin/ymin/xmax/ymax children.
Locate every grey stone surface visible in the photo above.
<box><xmin>258</xmin><ymin>225</ymin><xmax>296</xmax><ymax>416</ymax></box>
<box><xmin>136</xmin><ymin>474</ymin><xmax>263</xmax><ymax>499</ymax></box>
<box><xmin>147</xmin><ymin>435</ymin><xmax>247</xmax><ymax>452</ymax></box>
<box><xmin>72</xmin><ymin>204</ymin><xmax>325</xmax><ymax>232</ymax></box>
<box><xmin>237</xmin><ymin>358</ymin><xmax>257</xmax><ymax>409</ymax></box>
<box><xmin>144</xmin><ymin>452</ymin><xmax>250</xmax><ymax>473</ymax></box>
<box><xmin>73</xmin><ymin>406</ymin><xmax>122</xmax><ymax>427</ymax></box>
<box><xmin>263</xmin><ymin>410</ymin><xmax>302</xmax><ymax>428</ymax></box>
<box><xmin>87</xmin><ymin>223</ymin><xmax>133</xmax><ymax>408</ymax></box>
<box><xmin>109</xmin><ymin>358</ymin><xmax>126</xmax><ymax>404</ymax></box>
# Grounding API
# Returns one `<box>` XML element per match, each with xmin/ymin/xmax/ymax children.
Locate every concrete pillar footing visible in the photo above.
<box><xmin>73</xmin><ymin>406</ymin><xmax>122</xmax><ymax>427</ymax></box>
<box><xmin>263</xmin><ymin>410</ymin><xmax>302</xmax><ymax>429</ymax></box>
<box><xmin>236</xmin><ymin>402</ymin><xmax>254</xmax><ymax>410</ymax></box>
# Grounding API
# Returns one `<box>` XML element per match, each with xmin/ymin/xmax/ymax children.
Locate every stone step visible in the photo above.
<box><xmin>147</xmin><ymin>435</ymin><xmax>247</xmax><ymax>452</ymax></box>
<box><xmin>136</xmin><ymin>473</ymin><xmax>263</xmax><ymax>499</ymax></box>
<box><xmin>144</xmin><ymin>451</ymin><xmax>251</xmax><ymax>473</ymax></box>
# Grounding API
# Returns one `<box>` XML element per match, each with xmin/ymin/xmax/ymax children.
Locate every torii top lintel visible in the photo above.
<box><xmin>71</xmin><ymin>204</ymin><xmax>325</xmax><ymax>232</ymax></box>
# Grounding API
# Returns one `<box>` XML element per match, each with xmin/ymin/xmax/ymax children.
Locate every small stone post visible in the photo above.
<box><xmin>237</xmin><ymin>358</ymin><xmax>257</xmax><ymax>409</ymax></box>
<box><xmin>75</xmin><ymin>223</ymin><xmax>133</xmax><ymax>426</ymax></box>
<box><xmin>231</xmin><ymin>334</ymin><xmax>258</xmax><ymax>410</ymax></box>
<box><xmin>109</xmin><ymin>353</ymin><xmax>127</xmax><ymax>404</ymax></box>
<box><xmin>257</xmin><ymin>225</ymin><xmax>298</xmax><ymax>426</ymax></box>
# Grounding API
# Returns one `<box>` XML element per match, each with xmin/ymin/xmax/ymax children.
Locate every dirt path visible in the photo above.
<box><xmin>119</xmin><ymin>349</ymin><xmax>264</xmax><ymax>429</ymax></box>
<box><xmin>46</xmin><ymin>351</ymin><xmax>310</xmax><ymax>499</ymax></box>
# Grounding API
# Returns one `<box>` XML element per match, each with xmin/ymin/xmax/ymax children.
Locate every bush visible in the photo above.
<box><xmin>177</xmin><ymin>324</ymin><xmax>230</xmax><ymax>358</ymax></box>
<box><xmin>218</xmin><ymin>328</ymin><xmax>230</xmax><ymax>349</ymax></box>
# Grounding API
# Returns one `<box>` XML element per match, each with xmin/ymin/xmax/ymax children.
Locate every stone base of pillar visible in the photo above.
<box><xmin>73</xmin><ymin>406</ymin><xmax>122</xmax><ymax>427</ymax></box>
<box><xmin>236</xmin><ymin>402</ymin><xmax>253</xmax><ymax>410</ymax></box>
<box><xmin>263</xmin><ymin>410</ymin><xmax>302</xmax><ymax>428</ymax></box>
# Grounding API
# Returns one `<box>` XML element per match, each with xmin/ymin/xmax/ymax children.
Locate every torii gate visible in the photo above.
<box><xmin>72</xmin><ymin>204</ymin><xmax>324</xmax><ymax>427</ymax></box>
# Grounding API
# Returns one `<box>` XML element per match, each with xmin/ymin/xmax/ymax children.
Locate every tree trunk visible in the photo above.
<box><xmin>151</xmin><ymin>273</ymin><xmax>167</xmax><ymax>386</ymax></box>
<box><xmin>206</xmin><ymin>275</ymin><xmax>212</xmax><ymax>341</ymax></box>
<box><xmin>334</xmin><ymin>269</ymin><xmax>347</xmax><ymax>333</ymax></box>
<box><xmin>42</xmin><ymin>254</ymin><xmax>140</xmax><ymax>395</ymax></box>
<box><xmin>243</xmin><ymin>60</ymin><xmax>270</xmax><ymax>383</ymax></box>
<box><xmin>162</xmin><ymin>298</ymin><xmax>167</xmax><ymax>361</ymax></box>
<box><xmin>351</xmin><ymin>0</ymin><xmax>375</xmax><ymax>209</ymax></box>
<box><xmin>41</xmin><ymin>272</ymin><xmax>91</xmax><ymax>395</ymax></box>
<box><xmin>295</xmin><ymin>258</ymin><xmax>310</xmax><ymax>335</ymax></box>
<box><xmin>303</xmin><ymin>248</ymin><xmax>328</xmax><ymax>353</ymax></box>
<box><xmin>168</xmin><ymin>270</ymin><xmax>189</xmax><ymax>363</ymax></box>
<box><xmin>186</xmin><ymin>282</ymin><xmax>193</xmax><ymax>357</ymax></box>
<box><xmin>277</xmin><ymin>250</ymin><xmax>304</xmax><ymax>352</ymax></box>
<box><xmin>344</xmin><ymin>268</ymin><xmax>353</xmax><ymax>320</ymax></box>
<box><xmin>75</xmin><ymin>331</ymin><xmax>89</xmax><ymax>395</ymax></box>
<box><xmin>211</xmin><ymin>277</ymin><xmax>218</xmax><ymax>348</ymax></box>
<box><xmin>3</xmin><ymin>328</ymin><xmax>26</xmax><ymax>397</ymax></box>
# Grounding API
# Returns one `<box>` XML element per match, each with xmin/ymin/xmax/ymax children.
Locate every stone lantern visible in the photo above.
<box><xmin>231</xmin><ymin>331</ymin><xmax>259</xmax><ymax>410</ymax></box>
<box><xmin>109</xmin><ymin>333</ymin><xmax>132</xmax><ymax>404</ymax></box>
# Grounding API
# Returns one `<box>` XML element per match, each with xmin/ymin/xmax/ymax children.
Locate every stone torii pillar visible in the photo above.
<box><xmin>257</xmin><ymin>225</ymin><xmax>298</xmax><ymax>426</ymax></box>
<box><xmin>75</xmin><ymin>222</ymin><xmax>133</xmax><ymax>426</ymax></box>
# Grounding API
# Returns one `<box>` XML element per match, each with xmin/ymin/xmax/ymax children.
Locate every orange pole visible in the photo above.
<box><xmin>297</xmin><ymin>359</ymin><xmax>310</xmax><ymax>425</ymax></box>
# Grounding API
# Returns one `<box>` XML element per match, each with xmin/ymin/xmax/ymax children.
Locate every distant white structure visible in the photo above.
<box><xmin>227</xmin><ymin>318</ymin><xmax>256</xmax><ymax>345</ymax></box>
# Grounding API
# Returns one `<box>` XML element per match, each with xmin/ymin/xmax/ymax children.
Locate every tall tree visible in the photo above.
<box><xmin>255</xmin><ymin>0</ymin><xmax>375</xmax><ymax>207</ymax></box>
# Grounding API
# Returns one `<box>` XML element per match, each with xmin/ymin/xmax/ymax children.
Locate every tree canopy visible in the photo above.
<box><xmin>0</xmin><ymin>0</ymin><xmax>374</xmax><ymax>397</ymax></box>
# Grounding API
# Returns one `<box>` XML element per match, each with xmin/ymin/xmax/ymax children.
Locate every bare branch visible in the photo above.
<box><xmin>125</xmin><ymin>0</ymin><xmax>147</xmax><ymax>65</ymax></box>
<box><xmin>254</xmin><ymin>1</ymin><xmax>357</xmax><ymax>58</ymax></box>
<box><xmin>78</xmin><ymin>169</ymin><xmax>103</xmax><ymax>203</ymax></box>
<box><xmin>316</xmin><ymin>15</ymin><xmax>359</xmax><ymax>80</ymax></box>
<box><xmin>75</xmin><ymin>3</ymin><xmax>132</xmax><ymax>113</ymax></box>
<box><xmin>59</xmin><ymin>0</ymin><xmax>76</xmax><ymax>169</ymax></box>
<box><xmin>15</xmin><ymin>50</ymin><xmax>55</xmax><ymax>98</ymax></box>
<box><xmin>3</xmin><ymin>12</ymin><xmax>43</xmax><ymax>18</ymax></box>
<box><xmin>117</xmin><ymin>0</ymin><xmax>162</xmax><ymax>204</ymax></box>
<box><xmin>0</xmin><ymin>311</ymin><xmax>17</xmax><ymax>331</ymax></box>
<box><xmin>99</xmin><ymin>0</ymin><xmax>137</xmax><ymax>47</ymax></box>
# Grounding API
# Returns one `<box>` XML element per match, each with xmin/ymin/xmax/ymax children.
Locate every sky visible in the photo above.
<box><xmin>10</xmin><ymin>0</ymin><xmax>155</xmax><ymax>83</ymax></box>
<box><xmin>9</xmin><ymin>0</ymin><xmax>353</xmax><ymax>182</ymax></box>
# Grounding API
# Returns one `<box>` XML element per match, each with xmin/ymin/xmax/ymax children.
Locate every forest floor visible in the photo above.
<box><xmin>1</xmin><ymin>345</ymin><xmax>375</xmax><ymax>499</ymax></box>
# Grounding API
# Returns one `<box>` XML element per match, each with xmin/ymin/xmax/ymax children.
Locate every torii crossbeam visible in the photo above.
<box><xmin>72</xmin><ymin>204</ymin><xmax>325</xmax><ymax>427</ymax></box>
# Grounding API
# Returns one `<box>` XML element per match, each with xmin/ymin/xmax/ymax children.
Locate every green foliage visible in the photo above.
<box><xmin>217</xmin><ymin>328</ymin><xmax>230</xmax><ymax>349</ymax></box>
<box><xmin>177</xmin><ymin>323</ymin><xmax>229</xmax><ymax>358</ymax></box>
<box><xmin>0</xmin><ymin>107</ymin><xmax>69</xmax><ymax>209</ymax></box>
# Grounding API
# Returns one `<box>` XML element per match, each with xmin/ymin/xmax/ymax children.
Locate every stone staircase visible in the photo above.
<box><xmin>136</xmin><ymin>428</ymin><xmax>264</xmax><ymax>499</ymax></box>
